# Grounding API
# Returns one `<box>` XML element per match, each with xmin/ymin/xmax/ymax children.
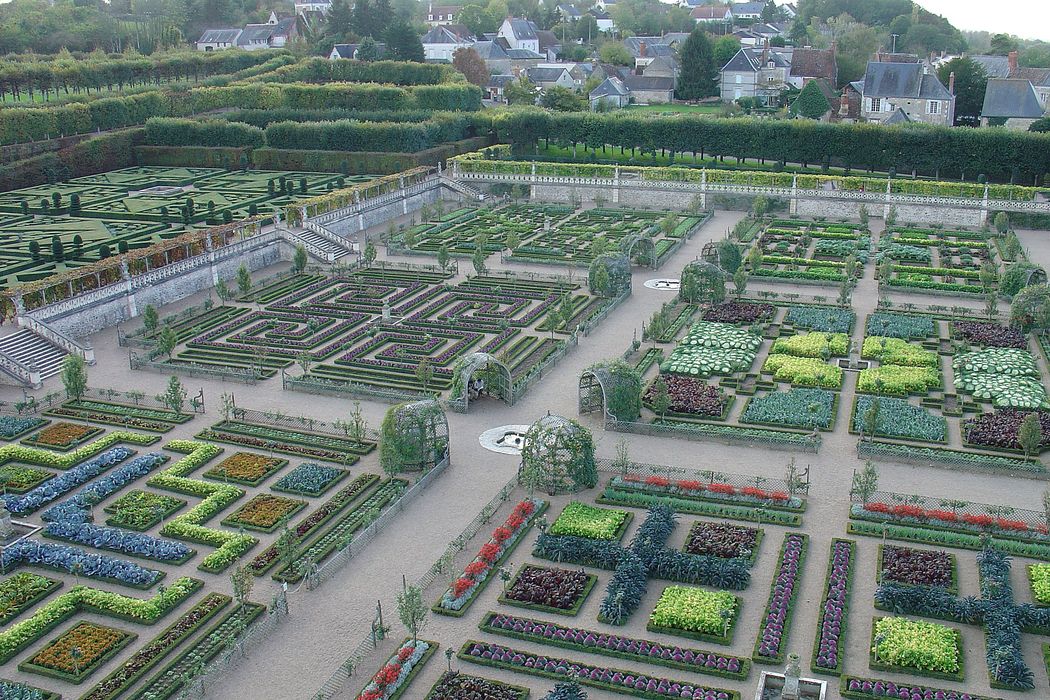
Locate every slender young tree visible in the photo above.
<box><xmin>61</xmin><ymin>354</ymin><xmax>87</xmax><ymax>401</ymax></box>
<box><xmin>1019</xmin><ymin>413</ymin><xmax>1042</xmax><ymax>461</ymax></box>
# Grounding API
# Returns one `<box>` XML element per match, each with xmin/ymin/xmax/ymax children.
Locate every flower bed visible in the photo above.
<box><xmin>424</xmin><ymin>671</ymin><xmax>528</xmax><ymax>700</ymax></box>
<box><xmin>0</xmin><ymin>431</ymin><xmax>157</xmax><ymax>471</ymax></box>
<box><xmin>481</xmin><ymin>611</ymin><xmax>750</xmax><ymax>680</ymax></box>
<box><xmin>661</xmin><ymin>322</ymin><xmax>761</xmax><ymax>378</ymax></box>
<box><xmin>22</xmin><ymin>423</ymin><xmax>104</xmax><ymax>451</ymax></box>
<box><xmin>953</xmin><ymin>321</ymin><xmax>1027</xmax><ymax>349</ymax></box>
<box><xmin>752</xmin><ymin>532</ymin><xmax>807</xmax><ymax>664</ymax></box>
<box><xmin>104</xmin><ymin>490</ymin><xmax>186</xmax><ymax>531</ymax></box>
<box><xmin>852</xmin><ymin>396</ymin><xmax>946</xmax><ymax>442</ymax></box>
<box><xmin>202</xmin><ymin>452</ymin><xmax>287</xmax><ymax>486</ymax></box>
<box><xmin>499</xmin><ymin>564</ymin><xmax>597</xmax><ymax>616</ymax></box>
<box><xmin>812</xmin><ymin>539</ymin><xmax>853</xmax><ymax>676</ymax></box>
<box><xmin>852</xmin><ymin>501</ymin><xmax>1048</xmax><ymax>541</ymax></box>
<box><xmin>0</xmin><ymin>680</ymin><xmax>58</xmax><ymax>700</ymax></box>
<box><xmin>2</xmin><ymin>447</ymin><xmax>138</xmax><ymax>516</ymax></box>
<box><xmin>221</xmin><ymin>493</ymin><xmax>307</xmax><ymax>533</ymax></box>
<box><xmin>550</xmin><ymin>501</ymin><xmax>630</xmax><ymax>540</ymax></box>
<box><xmin>1029</xmin><ymin>563</ymin><xmax>1050</xmax><ymax>605</ymax></box>
<box><xmin>20</xmin><ymin>621</ymin><xmax>135</xmax><ymax>684</ymax></box>
<box><xmin>847</xmin><ymin>518</ymin><xmax>1050</xmax><ymax>561</ymax></box>
<box><xmin>435</xmin><ymin>499</ymin><xmax>545</xmax><ymax>616</ymax></box>
<box><xmin>857</xmin><ymin>365</ymin><xmax>940</xmax><ymax>395</ymax></box>
<box><xmin>866</xmin><ymin>313</ymin><xmax>935</xmax><ymax>340</ymax></box>
<box><xmin>600</xmin><ymin>488</ymin><xmax>801</xmax><ymax>527</ymax></box>
<box><xmin>762</xmin><ymin>354</ymin><xmax>843</xmax><ymax>388</ymax></box>
<box><xmin>862</xmin><ymin>337</ymin><xmax>938</xmax><ymax>367</ymax></box>
<box><xmin>771</xmin><ymin>332</ymin><xmax>849</xmax><ymax>358</ymax></box>
<box><xmin>0</xmin><ymin>464</ymin><xmax>54</xmax><ymax>493</ymax></box>
<box><xmin>0</xmin><ymin>573</ymin><xmax>62</xmax><ymax>626</ymax></box>
<box><xmin>869</xmin><ymin>617</ymin><xmax>963</xmax><ymax>681</ymax></box>
<box><xmin>611</xmin><ymin>476</ymin><xmax>803</xmax><ymax>511</ymax></box>
<box><xmin>701</xmin><ymin>302</ymin><xmax>773</xmax><ymax>324</ymax></box>
<box><xmin>246</xmin><ymin>473</ymin><xmax>380</xmax><ymax>575</ymax></box>
<box><xmin>459</xmin><ymin>640</ymin><xmax>739</xmax><ymax>700</ymax></box>
<box><xmin>0</xmin><ymin>416</ymin><xmax>47</xmax><ymax>440</ymax></box>
<box><xmin>742</xmin><ymin>388</ymin><xmax>835</xmax><ymax>430</ymax></box>
<box><xmin>648</xmin><ymin>586</ymin><xmax>740</xmax><ymax>645</ymax></box>
<box><xmin>80</xmin><ymin>593</ymin><xmax>231</xmax><ymax>700</ymax></box>
<box><xmin>355</xmin><ymin>638</ymin><xmax>435</xmax><ymax>700</ymax></box>
<box><xmin>785</xmin><ymin>306</ymin><xmax>854</xmax><ymax>334</ymax></box>
<box><xmin>196</xmin><ymin>419</ymin><xmax>374</xmax><ymax>465</ymax></box>
<box><xmin>272</xmin><ymin>462</ymin><xmax>348</xmax><ymax>496</ymax></box>
<box><xmin>684</xmin><ymin>522</ymin><xmax>761</xmax><ymax>562</ymax></box>
<box><xmin>965</xmin><ymin>410</ymin><xmax>1050</xmax><ymax>451</ymax></box>
<box><xmin>644</xmin><ymin>375</ymin><xmax>727</xmax><ymax>417</ymax></box>
<box><xmin>879</xmin><ymin>544</ymin><xmax>955</xmax><ymax>590</ymax></box>
<box><xmin>840</xmin><ymin>676</ymin><xmax>996</xmax><ymax>700</ymax></box>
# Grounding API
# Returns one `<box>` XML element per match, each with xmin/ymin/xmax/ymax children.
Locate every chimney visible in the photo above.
<box><xmin>639</xmin><ymin>41</ymin><xmax>647</xmax><ymax>57</ymax></box>
<box><xmin>1008</xmin><ymin>50</ymin><xmax>1018</xmax><ymax>75</ymax></box>
<box><xmin>839</xmin><ymin>91</ymin><xmax>849</xmax><ymax>116</ymax></box>
<box><xmin>948</xmin><ymin>71</ymin><xmax>955</xmax><ymax>95</ymax></box>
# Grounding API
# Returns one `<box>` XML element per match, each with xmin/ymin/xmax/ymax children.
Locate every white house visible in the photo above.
<box><xmin>196</xmin><ymin>28</ymin><xmax>241</xmax><ymax>51</ymax></box>
<box><xmin>498</xmin><ymin>17</ymin><xmax>540</xmax><ymax>53</ymax></box>
<box><xmin>731</xmin><ymin>1</ymin><xmax>765</xmax><ymax>19</ymax></box>
<box><xmin>421</xmin><ymin>25</ymin><xmax>475</xmax><ymax>61</ymax></box>
<box><xmin>294</xmin><ymin>0</ymin><xmax>330</xmax><ymax>15</ymax></box>
<box><xmin>329</xmin><ymin>42</ymin><xmax>387</xmax><ymax>60</ymax></box>
<box><xmin>859</xmin><ymin>60</ymin><xmax>955</xmax><ymax>126</ymax></box>
<box><xmin>691</xmin><ymin>6</ymin><xmax>733</xmax><ymax>25</ymax></box>
<box><xmin>589</xmin><ymin>9</ymin><xmax>615</xmax><ymax>32</ymax></box>
<box><xmin>426</xmin><ymin>3</ymin><xmax>463</xmax><ymax>26</ymax></box>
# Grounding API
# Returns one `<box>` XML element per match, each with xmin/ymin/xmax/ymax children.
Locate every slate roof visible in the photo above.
<box><xmin>970</xmin><ymin>55</ymin><xmax>1011</xmax><ymax>78</ymax></box>
<box><xmin>238</xmin><ymin>24</ymin><xmax>277</xmax><ymax>44</ymax></box>
<box><xmin>883</xmin><ymin>108</ymin><xmax>912</xmax><ymax>125</ymax></box>
<box><xmin>472</xmin><ymin>40</ymin><xmax>508</xmax><ymax>59</ymax></box>
<box><xmin>422</xmin><ymin>25</ymin><xmax>474</xmax><ymax>43</ymax></box>
<box><xmin>590</xmin><ymin>76</ymin><xmax>629</xmax><ymax>97</ymax></box>
<box><xmin>721</xmin><ymin>48</ymin><xmax>790</xmax><ymax>73</ymax></box>
<box><xmin>198</xmin><ymin>29</ymin><xmax>241</xmax><ymax>43</ymax></box>
<box><xmin>506</xmin><ymin>18</ymin><xmax>537</xmax><ymax>40</ymax></box>
<box><xmin>790</xmin><ymin>47</ymin><xmax>835</xmax><ymax>81</ymax></box>
<box><xmin>1017</xmin><ymin>67</ymin><xmax>1050</xmax><ymax>87</ymax></box>
<box><xmin>506</xmin><ymin>48</ymin><xmax>544</xmax><ymax>59</ymax></box>
<box><xmin>862</xmin><ymin>61</ymin><xmax>951</xmax><ymax>99</ymax></box>
<box><xmin>487</xmin><ymin>74</ymin><xmax>517</xmax><ymax>88</ymax></box>
<box><xmin>527</xmin><ymin>66</ymin><xmax>570</xmax><ymax>82</ymax></box>
<box><xmin>982</xmin><ymin>78</ymin><xmax>1045</xmax><ymax>118</ymax></box>
<box><xmin>331</xmin><ymin>43</ymin><xmax>356</xmax><ymax>58</ymax></box>
<box><xmin>623</xmin><ymin>75</ymin><xmax>674</xmax><ymax>91</ymax></box>
<box><xmin>536</xmin><ymin>30</ymin><xmax>559</xmax><ymax>52</ymax></box>
<box><xmin>732</xmin><ymin>1</ymin><xmax>766</xmax><ymax>14</ymax></box>
<box><xmin>642</xmin><ymin>56</ymin><xmax>679</xmax><ymax>76</ymax></box>
<box><xmin>557</xmin><ymin>4</ymin><xmax>582</xmax><ymax>17</ymax></box>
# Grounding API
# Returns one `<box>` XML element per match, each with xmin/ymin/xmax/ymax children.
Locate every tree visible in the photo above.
<box><xmin>505</xmin><ymin>231</ymin><xmax>521</xmax><ymax>251</ymax></box>
<box><xmin>1030</xmin><ymin>117</ymin><xmax>1050</xmax><ymax>133</ymax></box>
<box><xmin>356</xmin><ymin>37</ymin><xmax>382</xmax><ymax>61</ymax></box>
<box><xmin>459</xmin><ymin>4</ymin><xmax>499</xmax><ymax>35</ymax></box>
<box><xmin>505</xmin><ymin>76</ymin><xmax>538</xmax><ymax>105</ymax></box>
<box><xmin>542</xmin><ymin>86</ymin><xmax>586</xmax><ymax>111</ymax></box>
<box><xmin>592</xmin><ymin>263</ymin><xmax>610</xmax><ymax>297</ymax></box>
<box><xmin>599</xmin><ymin>43</ymin><xmax>633</xmax><ymax>66</ymax></box>
<box><xmin>327</xmin><ymin>0</ymin><xmax>354</xmax><ymax>40</ymax></box>
<box><xmin>989</xmin><ymin>33</ymin><xmax>1019</xmax><ymax>56</ymax></box>
<box><xmin>236</xmin><ymin>264</ymin><xmax>251</xmax><ymax>296</ymax></box>
<box><xmin>160</xmin><ymin>376</ymin><xmax>186</xmax><ymax>413</ymax></box>
<box><xmin>437</xmin><ymin>244</ymin><xmax>450</xmax><ymax>271</ymax></box>
<box><xmin>216</xmin><ymin>280</ymin><xmax>231</xmax><ymax>306</ymax></box>
<box><xmin>157</xmin><ymin>325</ymin><xmax>178</xmax><ymax>359</ymax></box>
<box><xmin>1019</xmin><ymin>413</ymin><xmax>1043</xmax><ymax>460</ymax></box>
<box><xmin>938</xmin><ymin>57</ymin><xmax>987</xmax><ymax>126</ymax></box>
<box><xmin>994</xmin><ymin>212</ymin><xmax>1010</xmax><ymax>235</ymax></box>
<box><xmin>143</xmin><ymin>305</ymin><xmax>159</xmax><ymax>334</ymax></box>
<box><xmin>293</xmin><ymin>245</ymin><xmax>308</xmax><ymax>274</ymax></box>
<box><xmin>676</xmin><ymin>29</ymin><xmax>717</xmax><ymax>100</ymax></box>
<box><xmin>713</xmin><ymin>35</ymin><xmax>740</xmax><ymax>70</ymax></box>
<box><xmin>51</xmin><ymin>236</ymin><xmax>64</xmax><ymax>263</ymax></box>
<box><xmin>752</xmin><ymin>195</ymin><xmax>769</xmax><ymax>218</ymax></box>
<box><xmin>790</xmin><ymin>79</ymin><xmax>831</xmax><ymax>119</ymax></box>
<box><xmin>559</xmin><ymin>293</ymin><xmax>576</xmax><ymax>332</ymax></box>
<box><xmin>386</xmin><ymin>21</ymin><xmax>425</xmax><ymax>62</ymax></box>
<box><xmin>472</xmin><ymin>245</ymin><xmax>487</xmax><ymax>275</ymax></box>
<box><xmin>732</xmin><ymin>267</ymin><xmax>748</xmax><ymax>296</ymax></box>
<box><xmin>650</xmin><ymin>375</ymin><xmax>670</xmax><ymax>419</ymax></box>
<box><xmin>416</xmin><ymin>357</ymin><xmax>434</xmax><ymax>393</ymax></box>
<box><xmin>364</xmin><ymin>240</ymin><xmax>378</xmax><ymax>265</ymax></box>
<box><xmin>28</xmin><ymin>240</ymin><xmax>40</xmax><ymax>261</ymax></box>
<box><xmin>862</xmin><ymin>397</ymin><xmax>881</xmax><ymax>441</ymax></box>
<box><xmin>351</xmin><ymin>0</ymin><xmax>374</xmax><ymax>36</ymax></box>
<box><xmin>850</xmin><ymin>460</ymin><xmax>879</xmax><ymax>503</ymax></box>
<box><xmin>61</xmin><ymin>354</ymin><xmax>87</xmax><ymax>401</ymax></box>
<box><xmin>230</xmin><ymin>565</ymin><xmax>254</xmax><ymax>605</ymax></box>
<box><xmin>452</xmin><ymin>47</ymin><xmax>489</xmax><ymax>86</ymax></box>
<box><xmin>716</xmin><ymin>239</ymin><xmax>741</xmax><ymax>273</ymax></box>
<box><xmin>396</xmin><ymin>583</ymin><xmax>427</xmax><ymax>643</ymax></box>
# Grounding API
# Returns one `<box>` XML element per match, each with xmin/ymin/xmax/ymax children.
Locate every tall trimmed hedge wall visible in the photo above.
<box><xmin>145</xmin><ymin>118</ymin><xmax>265</xmax><ymax>148</ymax></box>
<box><xmin>0</xmin><ymin>129</ymin><xmax>143</xmax><ymax>191</ymax></box>
<box><xmin>0</xmin><ymin>91</ymin><xmax>168</xmax><ymax>145</ymax></box>
<box><xmin>184</xmin><ymin>83</ymin><xmax>482</xmax><ymax>113</ymax></box>
<box><xmin>244</xmin><ymin>58</ymin><xmax>464</xmax><ymax>85</ymax></box>
<box><xmin>492</xmin><ymin>111</ymin><xmax>1050</xmax><ymax>184</ymax></box>
<box><xmin>263</xmin><ymin>114</ymin><xmax>483</xmax><ymax>152</ymax></box>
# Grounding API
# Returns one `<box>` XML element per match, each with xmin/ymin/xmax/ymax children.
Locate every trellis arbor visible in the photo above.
<box><xmin>620</xmin><ymin>234</ymin><xmax>657</xmax><ymax>268</ymax></box>
<box><xmin>588</xmin><ymin>253</ymin><xmax>631</xmax><ymax>298</ymax></box>
<box><xmin>578</xmin><ymin>361</ymin><xmax>642</xmax><ymax>422</ymax></box>
<box><xmin>679</xmin><ymin>260</ymin><xmax>726</xmax><ymax>304</ymax></box>
<box><xmin>449</xmin><ymin>352</ymin><xmax>514</xmax><ymax>410</ymax></box>
<box><xmin>519</xmin><ymin>414</ymin><xmax>597</xmax><ymax>495</ymax></box>
<box><xmin>379</xmin><ymin>399</ymin><xmax>450</xmax><ymax>475</ymax></box>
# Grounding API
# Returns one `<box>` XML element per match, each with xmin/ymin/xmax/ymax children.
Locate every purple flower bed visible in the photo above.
<box><xmin>880</xmin><ymin>545</ymin><xmax>953</xmax><ymax>589</ymax></box>
<box><xmin>644</xmin><ymin>376</ymin><xmax>727</xmax><ymax>417</ymax></box>
<box><xmin>813</xmin><ymin>539</ymin><xmax>853</xmax><ymax>675</ymax></box>
<box><xmin>481</xmin><ymin>612</ymin><xmax>749</xmax><ymax>680</ymax></box>
<box><xmin>753</xmin><ymin>533</ymin><xmax>807</xmax><ymax>664</ymax></box>
<box><xmin>952</xmin><ymin>321</ymin><xmax>1026</xmax><ymax>349</ymax></box>
<box><xmin>460</xmin><ymin>641</ymin><xmax>737</xmax><ymax>700</ymax></box>
<box><xmin>841</xmin><ymin>676</ymin><xmax>996</xmax><ymax>700</ymax></box>
<box><xmin>702</xmin><ymin>302</ymin><xmax>774</xmax><ymax>324</ymax></box>
<box><xmin>964</xmin><ymin>409</ymin><xmax>1050</xmax><ymax>451</ymax></box>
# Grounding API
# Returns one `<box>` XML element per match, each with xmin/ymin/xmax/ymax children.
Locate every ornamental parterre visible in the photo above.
<box><xmin>813</xmin><ymin>539</ymin><xmax>853</xmax><ymax>674</ymax></box>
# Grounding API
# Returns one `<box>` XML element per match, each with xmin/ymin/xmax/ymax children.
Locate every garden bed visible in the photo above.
<box><xmin>646</xmin><ymin>586</ymin><xmax>740</xmax><ymax>645</ymax></box>
<box><xmin>19</xmin><ymin>621</ymin><xmax>136</xmax><ymax>685</ymax></box>
<box><xmin>497</xmin><ymin>564</ymin><xmax>597</xmax><ymax>617</ymax></box>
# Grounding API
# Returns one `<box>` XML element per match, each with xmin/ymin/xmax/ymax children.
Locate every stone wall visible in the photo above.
<box><xmin>325</xmin><ymin>187</ymin><xmax>450</xmax><ymax>237</ymax></box>
<box><xmin>795</xmin><ymin>199</ymin><xmax>984</xmax><ymax>226</ymax></box>
<box><xmin>531</xmin><ymin>184</ymin><xmax>702</xmax><ymax>211</ymax></box>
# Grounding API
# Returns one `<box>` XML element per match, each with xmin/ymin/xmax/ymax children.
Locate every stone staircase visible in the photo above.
<box><xmin>0</xmin><ymin>329</ymin><xmax>68</xmax><ymax>383</ymax></box>
<box><xmin>293</xmin><ymin>223</ymin><xmax>355</xmax><ymax>262</ymax></box>
<box><xmin>440</xmin><ymin>176</ymin><xmax>488</xmax><ymax>202</ymax></box>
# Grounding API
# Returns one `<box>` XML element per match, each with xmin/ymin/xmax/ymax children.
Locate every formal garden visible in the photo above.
<box><xmin>0</xmin><ymin>166</ymin><xmax>370</xmax><ymax>289</ymax></box>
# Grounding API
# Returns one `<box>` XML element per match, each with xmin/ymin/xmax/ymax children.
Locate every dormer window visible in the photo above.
<box><xmin>767</xmin><ymin>61</ymin><xmax>775</xmax><ymax>68</ymax></box>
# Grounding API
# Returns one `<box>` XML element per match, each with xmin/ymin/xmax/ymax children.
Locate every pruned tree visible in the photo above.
<box><xmin>230</xmin><ymin>565</ymin><xmax>254</xmax><ymax>605</ymax></box>
<box><xmin>850</xmin><ymin>460</ymin><xmax>879</xmax><ymax>503</ymax></box>
<box><xmin>143</xmin><ymin>304</ymin><xmax>159</xmax><ymax>334</ymax></box>
<box><xmin>396</xmin><ymin>582</ymin><xmax>427</xmax><ymax>643</ymax></box>
<box><xmin>236</xmin><ymin>264</ymin><xmax>252</xmax><ymax>296</ymax></box>
<box><xmin>293</xmin><ymin>244</ymin><xmax>308</xmax><ymax>274</ymax></box>
<box><xmin>61</xmin><ymin>354</ymin><xmax>87</xmax><ymax>401</ymax></box>
<box><xmin>1019</xmin><ymin>413</ymin><xmax>1042</xmax><ymax>461</ymax></box>
<box><xmin>160</xmin><ymin>376</ymin><xmax>186</xmax><ymax>413</ymax></box>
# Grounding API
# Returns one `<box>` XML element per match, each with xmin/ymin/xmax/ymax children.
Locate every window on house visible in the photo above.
<box><xmin>767</xmin><ymin>76</ymin><xmax>774</xmax><ymax>82</ymax></box>
<box><xmin>927</xmin><ymin>100</ymin><xmax>940</xmax><ymax>114</ymax></box>
<box><xmin>735</xmin><ymin>75</ymin><xmax>741</xmax><ymax>84</ymax></box>
<box><xmin>734</xmin><ymin>89</ymin><xmax>741</xmax><ymax>99</ymax></box>
<box><xmin>428</xmin><ymin>14</ymin><xmax>433</xmax><ymax>19</ymax></box>
<box><xmin>768</xmin><ymin>61</ymin><xmax>774</xmax><ymax>68</ymax></box>
<box><xmin>871</xmin><ymin>97</ymin><xmax>881</xmax><ymax>112</ymax></box>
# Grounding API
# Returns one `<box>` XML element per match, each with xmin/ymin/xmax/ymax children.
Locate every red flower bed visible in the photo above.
<box><xmin>953</xmin><ymin>321</ymin><xmax>1027</xmax><ymax>349</ymax></box>
<box><xmin>703</xmin><ymin>302</ymin><xmax>775</xmax><ymax>323</ymax></box>
<box><xmin>685</xmin><ymin>522</ymin><xmax>760</xmax><ymax>559</ymax></box>
<box><xmin>881</xmin><ymin>545</ymin><xmax>953</xmax><ymax>589</ymax></box>
<box><xmin>644</xmin><ymin>375</ymin><xmax>727</xmax><ymax>417</ymax></box>
<box><xmin>965</xmin><ymin>410</ymin><xmax>1050</xmax><ymax>451</ymax></box>
<box><xmin>504</xmin><ymin>565</ymin><xmax>591</xmax><ymax>611</ymax></box>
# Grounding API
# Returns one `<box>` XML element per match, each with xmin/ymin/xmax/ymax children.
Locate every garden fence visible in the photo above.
<box><xmin>282</xmin><ymin>372</ymin><xmax>432</xmax><ymax>405</ymax></box>
<box><xmin>579</xmin><ymin>289</ymin><xmax>631</xmax><ymax>338</ymax></box>
<box><xmin>129</xmin><ymin>353</ymin><xmax>259</xmax><ymax>384</ymax></box>
<box><xmin>310</xmin><ymin>471</ymin><xmax>519</xmax><ymax>700</ymax></box>
<box><xmin>226</xmin><ymin>405</ymin><xmax>380</xmax><ymax>444</ymax></box>
<box><xmin>74</xmin><ymin>386</ymin><xmax>206</xmax><ymax>413</ymax></box>
<box><xmin>596</xmin><ymin>457</ymin><xmax>807</xmax><ymax>495</ymax></box>
<box><xmin>605</xmin><ymin>416</ymin><xmax>821</xmax><ymax>453</ymax></box>
<box><xmin>856</xmin><ymin>440</ymin><xmax>1045</xmax><ymax>478</ymax></box>
<box><xmin>511</xmin><ymin>334</ymin><xmax>578</xmax><ymax>403</ymax></box>
<box><xmin>856</xmin><ymin>488</ymin><xmax>1045</xmax><ymax>529</ymax></box>
<box><xmin>305</xmin><ymin>451</ymin><xmax>450</xmax><ymax>590</ymax></box>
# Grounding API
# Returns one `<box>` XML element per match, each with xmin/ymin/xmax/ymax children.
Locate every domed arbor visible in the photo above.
<box><xmin>588</xmin><ymin>253</ymin><xmax>631</xmax><ymax>298</ymax></box>
<box><xmin>1010</xmin><ymin>284</ymin><xmax>1050</xmax><ymax>332</ymax></box>
<box><xmin>448</xmin><ymin>352</ymin><xmax>513</xmax><ymax>411</ymax></box>
<box><xmin>679</xmin><ymin>260</ymin><xmax>726</xmax><ymax>304</ymax></box>
<box><xmin>379</xmin><ymin>399</ymin><xmax>450</xmax><ymax>475</ymax></box>
<box><xmin>519</xmin><ymin>414</ymin><xmax>597</xmax><ymax>495</ymax></box>
<box><xmin>620</xmin><ymin>234</ymin><xmax>657</xmax><ymax>268</ymax></box>
<box><xmin>578</xmin><ymin>361</ymin><xmax>642</xmax><ymax>422</ymax></box>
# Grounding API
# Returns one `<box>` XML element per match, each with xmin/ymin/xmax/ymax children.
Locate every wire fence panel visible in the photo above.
<box><xmin>596</xmin><ymin>457</ymin><xmax>805</xmax><ymax>495</ymax></box>
<box><xmin>856</xmin><ymin>488</ymin><xmax>1044</xmax><ymax>527</ymax></box>
<box><xmin>606</xmin><ymin>418</ymin><xmax>821</xmax><ymax>453</ymax></box>
<box><xmin>229</xmin><ymin>406</ymin><xmax>380</xmax><ymax>444</ymax></box>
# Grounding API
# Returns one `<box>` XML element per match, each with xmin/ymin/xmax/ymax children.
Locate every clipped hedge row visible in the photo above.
<box><xmin>184</xmin><ymin>82</ymin><xmax>481</xmax><ymax>114</ymax></box>
<box><xmin>0</xmin><ymin>129</ymin><xmax>143</xmax><ymax>193</ymax></box>
<box><xmin>134</xmin><ymin>145</ymin><xmax>248</xmax><ymax>170</ymax></box>
<box><xmin>0</xmin><ymin>91</ymin><xmax>169</xmax><ymax>146</ymax></box>
<box><xmin>242</xmin><ymin>58</ymin><xmax>463</xmax><ymax>86</ymax></box>
<box><xmin>264</xmin><ymin>116</ymin><xmax>478</xmax><ymax>153</ymax></box>
<box><xmin>144</xmin><ymin>118</ymin><xmax>264</xmax><ymax>148</ymax></box>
